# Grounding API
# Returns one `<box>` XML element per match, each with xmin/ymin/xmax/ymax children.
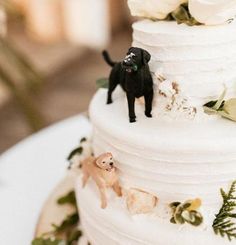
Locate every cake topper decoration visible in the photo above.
<box><xmin>103</xmin><ymin>47</ymin><xmax>154</xmax><ymax>123</ymax></box>
<box><xmin>81</xmin><ymin>152</ymin><xmax>122</xmax><ymax>209</ymax></box>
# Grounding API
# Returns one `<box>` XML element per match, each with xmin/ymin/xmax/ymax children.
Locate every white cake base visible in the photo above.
<box><xmin>76</xmin><ymin>176</ymin><xmax>231</xmax><ymax>245</ymax></box>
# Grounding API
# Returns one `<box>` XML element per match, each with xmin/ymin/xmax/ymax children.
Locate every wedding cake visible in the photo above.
<box><xmin>75</xmin><ymin>1</ymin><xmax>236</xmax><ymax>244</ymax></box>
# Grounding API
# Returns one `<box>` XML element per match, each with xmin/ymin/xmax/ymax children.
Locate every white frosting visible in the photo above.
<box><xmin>189</xmin><ymin>0</ymin><xmax>236</xmax><ymax>26</ymax></box>
<box><xmin>132</xmin><ymin>20</ymin><xmax>236</xmax><ymax>120</ymax></box>
<box><xmin>76</xmin><ymin>177</ymin><xmax>232</xmax><ymax>245</ymax></box>
<box><xmin>75</xmin><ymin>89</ymin><xmax>236</xmax><ymax>245</ymax></box>
<box><xmin>89</xmin><ymin>90</ymin><xmax>236</xmax><ymax>208</ymax></box>
<box><xmin>76</xmin><ymin>18</ymin><xmax>236</xmax><ymax>245</ymax></box>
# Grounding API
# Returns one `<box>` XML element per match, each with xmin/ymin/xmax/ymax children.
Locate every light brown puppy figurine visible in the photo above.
<box><xmin>81</xmin><ymin>152</ymin><xmax>122</xmax><ymax>209</ymax></box>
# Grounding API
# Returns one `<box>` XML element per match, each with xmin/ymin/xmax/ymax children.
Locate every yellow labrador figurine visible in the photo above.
<box><xmin>81</xmin><ymin>152</ymin><xmax>122</xmax><ymax>209</ymax></box>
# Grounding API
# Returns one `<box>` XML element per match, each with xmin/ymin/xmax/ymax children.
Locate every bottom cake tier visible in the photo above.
<box><xmin>75</xmin><ymin>176</ymin><xmax>231</xmax><ymax>245</ymax></box>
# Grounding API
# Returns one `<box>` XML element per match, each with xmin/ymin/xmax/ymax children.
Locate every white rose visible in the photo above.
<box><xmin>128</xmin><ymin>0</ymin><xmax>187</xmax><ymax>20</ymax></box>
<box><xmin>189</xmin><ymin>0</ymin><xmax>236</xmax><ymax>25</ymax></box>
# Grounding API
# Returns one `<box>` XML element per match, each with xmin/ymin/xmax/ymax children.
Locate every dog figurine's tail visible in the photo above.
<box><xmin>102</xmin><ymin>50</ymin><xmax>116</xmax><ymax>67</ymax></box>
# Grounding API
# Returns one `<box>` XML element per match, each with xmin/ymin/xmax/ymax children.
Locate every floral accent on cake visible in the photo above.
<box><xmin>81</xmin><ymin>153</ymin><xmax>122</xmax><ymax>209</ymax></box>
<box><xmin>125</xmin><ymin>188</ymin><xmax>158</xmax><ymax>215</ymax></box>
<box><xmin>128</xmin><ymin>0</ymin><xmax>236</xmax><ymax>26</ymax></box>
<box><xmin>67</xmin><ymin>137</ymin><xmax>93</xmax><ymax>170</ymax></box>
<box><xmin>213</xmin><ymin>180</ymin><xmax>236</xmax><ymax>241</ymax></box>
<box><xmin>169</xmin><ymin>198</ymin><xmax>203</xmax><ymax>226</ymax></box>
<box><xmin>155</xmin><ymin>73</ymin><xmax>197</xmax><ymax>120</ymax></box>
<box><xmin>203</xmin><ymin>88</ymin><xmax>236</xmax><ymax>122</ymax></box>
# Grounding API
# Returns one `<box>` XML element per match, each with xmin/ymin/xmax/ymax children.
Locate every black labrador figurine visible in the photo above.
<box><xmin>103</xmin><ymin>47</ymin><xmax>154</xmax><ymax>123</ymax></box>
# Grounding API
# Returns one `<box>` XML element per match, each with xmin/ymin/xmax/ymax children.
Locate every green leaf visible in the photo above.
<box><xmin>67</xmin><ymin>147</ymin><xmax>83</xmax><ymax>161</ymax></box>
<box><xmin>67</xmin><ymin>229</ymin><xmax>83</xmax><ymax>245</ymax></box>
<box><xmin>188</xmin><ymin>211</ymin><xmax>203</xmax><ymax>226</ymax></box>
<box><xmin>57</xmin><ymin>191</ymin><xmax>77</xmax><ymax>207</ymax></box>
<box><xmin>32</xmin><ymin>188</ymin><xmax>82</xmax><ymax>245</ymax></box>
<box><xmin>218</xmin><ymin>111</ymin><xmax>236</xmax><ymax>122</ymax></box>
<box><xmin>80</xmin><ymin>137</ymin><xmax>87</xmax><ymax>143</ymax></box>
<box><xmin>181</xmin><ymin>210</ymin><xmax>193</xmax><ymax>222</ymax></box>
<box><xmin>203</xmin><ymin>88</ymin><xmax>236</xmax><ymax>122</ymax></box>
<box><xmin>182</xmin><ymin>202</ymin><xmax>191</xmax><ymax>210</ymax></box>
<box><xmin>171</xmin><ymin>5</ymin><xmax>190</xmax><ymax>24</ymax></box>
<box><xmin>96</xmin><ymin>78</ymin><xmax>109</xmax><ymax>89</ymax></box>
<box><xmin>213</xmin><ymin>88</ymin><xmax>227</xmax><ymax>110</ymax></box>
<box><xmin>204</xmin><ymin>100</ymin><xmax>218</xmax><ymax>109</ymax></box>
<box><xmin>53</xmin><ymin>212</ymin><xmax>79</xmax><ymax>234</ymax></box>
<box><xmin>170</xmin><ymin>217</ymin><xmax>177</xmax><ymax>224</ymax></box>
<box><xmin>32</xmin><ymin>238</ymin><xmax>66</xmax><ymax>245</ymax></box>
<box><xmin>223</xmin><ymin>98</ymin><xmax>236</xmax><ymax>116</ymax></box>
<box><xmin>170</xmin><ymin>4</ymin><xmax>200</xmax><ymax>26</ymax></box>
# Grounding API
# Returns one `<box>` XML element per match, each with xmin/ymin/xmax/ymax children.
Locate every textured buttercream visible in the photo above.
<box><xmin>75</xmin><ymin>19</ymin><xmax>236</xmax><ymax>245</ymax></box>
<box><xmin>89</xmin><ymin>89</ymin><xmax>236</xmax><ymax>216</ymax></box>
<box><xmin>132</xmin><ymin>20</ymin><xmax>236</xmax><ymax>120</ymax></box>
<box><xmin>76</xmin><ymin>177</ymin><xmax>232</xmax><ymax>245</ymax></box>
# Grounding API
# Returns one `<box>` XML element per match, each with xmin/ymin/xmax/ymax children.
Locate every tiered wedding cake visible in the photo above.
<box><xmin>75</xmin><ymin>1</ymin><xmax>236</xmax><ymax>244</ymax></box>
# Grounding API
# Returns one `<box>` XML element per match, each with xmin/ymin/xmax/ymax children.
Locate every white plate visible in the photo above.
<box><xmin>0</xmin><ymin>115</ymin><xmax>92</xmax><ymax>245</ymax></box>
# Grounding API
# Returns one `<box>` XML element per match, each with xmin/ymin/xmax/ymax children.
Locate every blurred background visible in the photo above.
<box><xmin>0</xmin><ymin>0</ymin><xmax>133</xmax><ymax>153</ymax></box>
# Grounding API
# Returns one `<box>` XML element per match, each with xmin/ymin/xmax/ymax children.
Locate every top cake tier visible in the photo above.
<box><xmin>132</xmin><ymin>20</ymin><xmax>236</xmax><ymax>121</ymax></box>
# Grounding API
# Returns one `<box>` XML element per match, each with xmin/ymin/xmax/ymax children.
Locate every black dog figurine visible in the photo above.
<box><xmin>102</xmin><ymin>47</ymin><xmax>154</xmax><ymax>123</ymax></box>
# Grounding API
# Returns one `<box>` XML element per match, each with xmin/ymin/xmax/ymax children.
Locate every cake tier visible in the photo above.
<box><xmin>132</xmin><ymin>20</ymin><xmax>236</xmax><ymax>119</ymax></box>
<box><xmin>89</xmin><ymin>89</ymin><xmax>236</xmax><ymax>220</ymax></box>
<box><xmin>76</xmin><ymin>178</ymin><xmax>231</xmax><ymax>245</ymax></box>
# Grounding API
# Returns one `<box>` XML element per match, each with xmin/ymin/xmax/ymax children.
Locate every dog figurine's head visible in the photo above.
<box><xmin>122</xmin><ymin>47</ymin><xmax>151</xmax><ymax>73</ymax></box>
<box><xmin>95</xmin><ymin>152</ymin><xmax>115</xmax><ymax>172</ymax></box>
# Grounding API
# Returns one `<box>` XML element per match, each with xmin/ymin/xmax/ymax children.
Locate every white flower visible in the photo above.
<box><xmin>189</xmin><ymin>0</ymin><xmax>236</xmax><ymax>25</ymax></box>
<box><xmin>128</xmin><ymin>0</ymin><xmax>187</xmax><ymax>20</ymax></box>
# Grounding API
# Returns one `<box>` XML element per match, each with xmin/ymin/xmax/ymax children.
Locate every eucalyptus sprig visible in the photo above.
<box><xmin>32</xmin><ymin>190</ymin><xmax>86</xmax><ymax>245</ymax></box>
<box><xmin>213</xmin><ymin>181</ymin><xmax>236</xmax><ymax>241</ymax></box>
<box><xmin>204</xmin><ymin>88</ymin><xmax>236</xmax><ymax>122</ymax></box>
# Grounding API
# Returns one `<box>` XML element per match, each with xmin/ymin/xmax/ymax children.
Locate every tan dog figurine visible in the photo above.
<box><xmin>81</xmin><ymin>152</ymin><xmax>122</xmax><ymax>209</ymax></box>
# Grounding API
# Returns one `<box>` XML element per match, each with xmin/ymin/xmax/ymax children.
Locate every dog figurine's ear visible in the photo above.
<box><xmin>128</xmin><ymin>47</ymin><xmax>134</xmax><ymax>53</ymax></box>
<box><xmin>142</xmin><ymin>49</ymin><xmax>151</xmax><ymax>65</ymax></box>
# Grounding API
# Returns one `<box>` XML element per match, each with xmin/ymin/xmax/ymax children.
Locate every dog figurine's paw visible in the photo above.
<box><xmin>145</xmin><ymin>112</ymin><xmax>152</xmax><ymax>118</ymax></box>
<box><xmin>101</xmin><ymin>200</ymin><xmax>107</xmax><ymax>209</ymax></box>
<box><xmin>129</xmin><ymin>117</ymin><xmax>136</xmax><ymax>123</ymax></box>
<box><xmin>107</xmin><ymin>99</ymin><xmax>113</xmax><ymax>104</ymax></box>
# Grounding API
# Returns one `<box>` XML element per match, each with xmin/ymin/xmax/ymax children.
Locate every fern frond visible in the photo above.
<box><xmin>213</xmin><ymin>180</ymin><xmax>236</xmax><ymax>241</ymax></box>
